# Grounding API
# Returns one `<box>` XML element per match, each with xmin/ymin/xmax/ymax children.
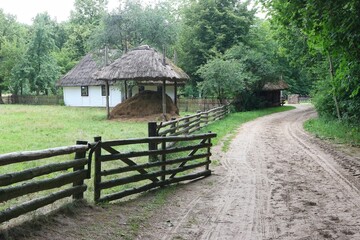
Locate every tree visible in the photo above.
<box><xmin>0</xmin><ymin>10</ymin><xmax>27</xmax><ymax>101</ymax></box>
<box><xmin>12</xmin><ymin>13</ymin><xmax>60</xmax><ymax>95</ymax></box>
<box><xmin>89</xmin><ymin>0</ymin><xmax>179</xmax><ymax>53</ymax></box>
<box><xmin>177</xmin><ymin>0</ymin><xmax>255</xmax><ymax>81</ymax></box>
<box><xmin>197</xmin><ymin>58</ymin><xmax>244</xmax><ymax>103</ymax></box>
<box><xmin>262</xmin><ymin>0</ymin><xmax>360</xmax><ymax>122</ymax></box>
<box><xmin>196</xmin><ymin>18</ymin><xmax>284</xmax><ymax>109</ymax></box>
<box><xmin>65</xmin><ymin>0</ymin><xmax>108</xmax><ymax>59</ymax></box>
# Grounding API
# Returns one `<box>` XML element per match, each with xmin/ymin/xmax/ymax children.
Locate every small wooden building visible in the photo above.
<box><xmin>257</xmin><ymin>80</ymin><xmax>288</xmax><ymax>107</ymax></box>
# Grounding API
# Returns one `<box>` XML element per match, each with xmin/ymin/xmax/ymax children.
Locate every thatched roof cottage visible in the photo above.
<box><xmin>57</xmin><ymin>47</ymin><xmax>186</xmax><ymax>107</ymax></box>
<box><xmin>56</xmin><ymin>54</ymin><xmax>122</xmax><ymax>107</ymax></box>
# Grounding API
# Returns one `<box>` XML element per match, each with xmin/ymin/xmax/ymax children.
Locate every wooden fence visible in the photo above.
<box><xmin>177</xmin><ymin>98</ymin><xmax>227</xmax><ymax>112</ymax></box>
<box><xmin>152</xmin><ymin>105</ymin><xmax>230</xmax><ymax>139</ymax></box>
<box><xmin>93</xmin><ymin>133</ymin><xmax>216</xmax><ymax>203</ymax></box>
<box><xmin>0</xmin><ymin>142</ymin><xmax>90</xmax><ymax>224</ymax></box>
<box><xmin>1</xmin><ymin>95</ymin><xmax>62</xmax><ymax>105</ymax></box>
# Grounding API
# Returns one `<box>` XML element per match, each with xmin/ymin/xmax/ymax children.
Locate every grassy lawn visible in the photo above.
<box><xmin>0</xmin><ymin>105</ymin><xmax>147</xmax><ymax>153</ymax></box>
<box><xmin>1</xmin><ymin>104</ymin><xmax>295</xmax><ymax>154</ymax></box>
<box><xmin>304</xmin><ymin>117</ymin><xmax>360</xmax><ymax>146</ymax></box>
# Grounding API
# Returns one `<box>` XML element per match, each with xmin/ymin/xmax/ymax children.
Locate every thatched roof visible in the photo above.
<box><xmin>262</xmin><ymin>80</ymin><xmax>288</xmax><ymax>91</ymax></box>
<box><xmin>56</xmin><ymin>54</ymin><xmax>109</xmax><ymax>87</ymax></box>
<box><xmin>94</xmin><ymin>45</ymin><xmax>189</xmax><ymax>82</ymax></box>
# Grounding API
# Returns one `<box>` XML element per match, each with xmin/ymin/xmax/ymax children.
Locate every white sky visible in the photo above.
<box><xmin>0</xmin><ymin>0</ymin><xmax>264</xmax><ymax>25</ymax></box>
<box><xmin>0</xmin><ymin>0</ymin><xmax>123</xmax><ymax>25</ymax></box>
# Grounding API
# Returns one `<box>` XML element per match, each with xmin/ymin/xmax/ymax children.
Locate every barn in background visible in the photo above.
<box><xmin>258</xmin><ymin>80</ymin><xmax>288</xmax><ymax>107</ymax></box>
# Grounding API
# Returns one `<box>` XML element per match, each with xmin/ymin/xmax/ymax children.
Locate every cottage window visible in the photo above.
<box><xmin>101</xmin><ymin>85</ymin><xmax>110</xmax><ymax>96</ymax></box>
<box><xmin>139</xmin><ymin>86</ymin><xmax>145</xmax><ymax>92</ymax></box>
<box><xmin>81</xmin><ymin>86</ymin><xmax>89</xmax><ymax>96</ymax></box>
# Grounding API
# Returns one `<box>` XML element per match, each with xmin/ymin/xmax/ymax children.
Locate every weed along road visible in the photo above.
<box><xmin>139</xmin><ymin>104</ymin><xmax>360</xmax><ymax>239</ymax></box>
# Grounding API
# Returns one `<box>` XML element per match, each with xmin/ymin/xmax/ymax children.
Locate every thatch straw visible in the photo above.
<box><xmin>262</xmin><ymin>80</ymin><xmax>288</xmax><ymax>91</ymax></box>
<box><xmin>94</xmin><ymin>45</ymin><xmax>189</xmax><ymax>82</ymax></box>
<box><xmin>56</xmin><ymin>54</ymin><xmax>108</xmax><ymax>87</ymax></box>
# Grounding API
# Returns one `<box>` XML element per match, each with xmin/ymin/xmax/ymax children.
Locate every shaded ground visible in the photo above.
<box><xmin>3</xmin><ymin>104</ymin><xmax>360</xmax><ymax>240</ymax></box>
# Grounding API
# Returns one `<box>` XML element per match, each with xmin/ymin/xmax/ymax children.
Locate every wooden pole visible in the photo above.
<box><xmin>105</xmin><ymin>81</ymin><xmax>110</xmax><ymax>119</ymax></box>
<box><xmin>73</xmin><ymin>140</ymin><xmax>88</xmax><ymax>200</ymax></box>
<box><xmin>148</xmin><ymin>122</ymin><xmax>158</xmax><ymax>162</ymax></box>
<box><xmin>105</xmin><ymin>46</ymin><xmax>110</xmax><ymax>119</ymax></box>
<box><xmin>162</xmin><ymin>79</ymin><xmax>166</xmax><ymax>120</ymax></box>
<box><xmin>174</xmin><ymin>80</ymin><xmax>178</xmax><ymax>108</ymax></box>
<box><xmin>124</xmin><ymin>80</ymin><xmax>128</xmax><ymax>100</ymax></box>
<box><xmin>94</xmin><ymin>136</ymin><xmax>102</xmax><ymax>203</ymax></box>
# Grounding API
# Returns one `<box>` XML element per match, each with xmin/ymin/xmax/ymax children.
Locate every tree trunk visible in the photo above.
<box><xmin>327</xmin><ymin>52</ymin><xmax>341</xmax><ymax>120</ymax></box>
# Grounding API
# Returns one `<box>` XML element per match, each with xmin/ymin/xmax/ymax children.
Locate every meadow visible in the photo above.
<box><xmin>0</xmin><ymin>105</ymin><xmax>295</xmax><ymax>154</ymax></box>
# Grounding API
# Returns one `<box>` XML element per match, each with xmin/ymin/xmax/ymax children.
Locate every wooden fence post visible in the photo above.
<box><xmin>206</xmin><ymin>132</ymin><xmax>212</xmax><ymax>171</ymax></box>
<box><xmin>204</xmin><ymin>111</ymin><xmax>209</xmax><ymax>126</ymax></box>
<box><xmin>184</xmin><ymin>115</ymin><xmax>190</xmax><ymax>134</ymax></box>
<box><xmin>161</xmin><ymin>140</ymin><xmax>166</xmax><ymax>185</ymax></box>
<box><xmin>73</xmin><ymin>140</ymin><xmax>88</xmax><ymax>200</ymax></box>
<box><xmin>196</xmin><ymin>110</ymin><xmax>202</xmax><ymax>128</ymax></box>
<box><xmin>148</xmin><ymin>122</ymin><xmax>158</xmax><ymax>162</ymax></box>
<box><xmin>170</xmin><ymin>118</ymin><xmax>177</xmax><ymax>136</ymax></box>
<box><xmin>94</xmin><ymin>136</ymin><xmax>102</xmax><ymax>203</ymax></box>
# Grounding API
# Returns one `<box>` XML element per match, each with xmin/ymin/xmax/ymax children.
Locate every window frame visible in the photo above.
<box><xmin>101</xmin><ymin>85</ymin><xmax>110</xmax><ymax>96</ymax></box>
<box><xmin>81</xmin><ymin>86</ymin><xmax>89</xmax><ymax>97</ymax></box>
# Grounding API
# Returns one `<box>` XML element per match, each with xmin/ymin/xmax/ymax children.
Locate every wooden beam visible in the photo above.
<box><xmin>174</xmin><ymin>80</ymin><xmax>178</xmax><ymax>108</ymax></box>
<box><xmin>105</xmin><ymin>80</ymin><xmax>110</xmax><ymax>119</ymax></box>
<box><xmin>162</xmin><ymin>79</ymin><xmax>166</xmax><ymax>120</ymax></box>
<box><xmin>0</xmin><ymin>145</ymin><xmax>89</xmax><ymax>166</ymax></box>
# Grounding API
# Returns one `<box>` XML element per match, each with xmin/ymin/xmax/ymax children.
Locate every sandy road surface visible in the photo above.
<box><xmin>139</xmin><ymin>105</ymin><xmax>360</xmax><ymax>240</ymax></box>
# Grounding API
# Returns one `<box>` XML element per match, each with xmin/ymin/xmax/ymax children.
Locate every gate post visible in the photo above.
<box><xmin>94</xmin><ymin>136</ymin><xmax>102</xmax><ymax>203</ymax></box>
<box><xmin>148</xmin><ymin>122</ymin><xmax>158</xmax><ymax>162</ymax></box>
<box><xmin>73</xmin><ymin>140</ymin><xmax>88</xmax><ymax>200</ymax></box>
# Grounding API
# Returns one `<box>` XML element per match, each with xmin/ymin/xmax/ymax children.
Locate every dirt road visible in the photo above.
<box><xmin>138</xmin><ymin>104</ymin><xmax>360</xmax><ymax>239</ymax></box>
<box><xmin>5</xmin><ymin>105</ymin><xmax>360</xmax><ymax>240</ymax></box>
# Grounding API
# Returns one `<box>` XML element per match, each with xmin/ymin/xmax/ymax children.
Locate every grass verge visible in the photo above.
<box><xmin>304</xmin><ymin>117</ymin><xmax>360</xmax><ymax>146</ymax></box>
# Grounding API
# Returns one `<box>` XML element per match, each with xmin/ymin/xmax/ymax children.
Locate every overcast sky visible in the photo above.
<box><xmin>0</xmin><ymin>0</ymin><xmax>264</xmax><ymax>25</ymax></box>
<box><xmin>0</xmin><ymin>0</ymin><xmax>122</xmax><ymax>24</ymax></box>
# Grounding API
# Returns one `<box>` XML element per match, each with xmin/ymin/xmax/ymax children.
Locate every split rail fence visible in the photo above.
<box><xmin>93</xmin><ymin>133</ymin><xmax>216</xmax><ymax>203</ymax></box>
<box><xmin>150</xmin><ymin>104</ymin><xmax>230</xmax><ymax>139</ymax></box>
<box><xmin>0</xmin><ymin>105</ymin><xmax>228</xmax><ymax>225</ymax></box>
<box><xmin>0</xmin><ymin>142</ymin><xmax>90</xmax><ymax>224</ymax></box>
<box><xmin>0</xmin><ymin>133</ymin><xmax>216</xmax><ymax>224</ymax></box>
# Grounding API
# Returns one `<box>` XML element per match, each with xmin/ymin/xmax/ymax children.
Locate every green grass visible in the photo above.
<box><xmin>0</xmin><ymin>105</ymin><xmax>148</xmax><ymax>153</ymax></box>
<box><xmin>304</xmin><ymin>117</ymin><xmax>360</xmax><ymax>146</ymax></box>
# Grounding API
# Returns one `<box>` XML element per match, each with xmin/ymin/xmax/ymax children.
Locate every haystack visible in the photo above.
<box><xmin>110</xmin><ymin>90</ymin><xmax>179</xmax><ymax>119</ymax></box>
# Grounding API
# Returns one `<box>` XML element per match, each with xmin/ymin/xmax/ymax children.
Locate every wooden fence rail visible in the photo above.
<box><xmin>152</xmin><ymin>104</ymin><xmax>230</xmax><ymax>139</ymax></box>
<box><xmin>93</xmin><ymin>133</ymin><xmax>216</xmax><ymax>203</ymax></box>
<box><xmin>0</xmin><ymin>141</ymin><xmax>89</xmax><ymax>224</ymax></box>
<box><xmin>1</xmin><ymin>95</ymin><xmax>62</xmax><ymax>105</ymax></box>
<box><xmin>0</xmin><ymin>132</ymin><xmax>219</xmax><ymax>224</ymax></box>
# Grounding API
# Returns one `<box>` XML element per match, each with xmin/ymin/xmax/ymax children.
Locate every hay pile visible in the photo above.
<box><xmin>110</xmin><ymin>90</ymin><xmax>179</xmax><ymax>119</ymax></box>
